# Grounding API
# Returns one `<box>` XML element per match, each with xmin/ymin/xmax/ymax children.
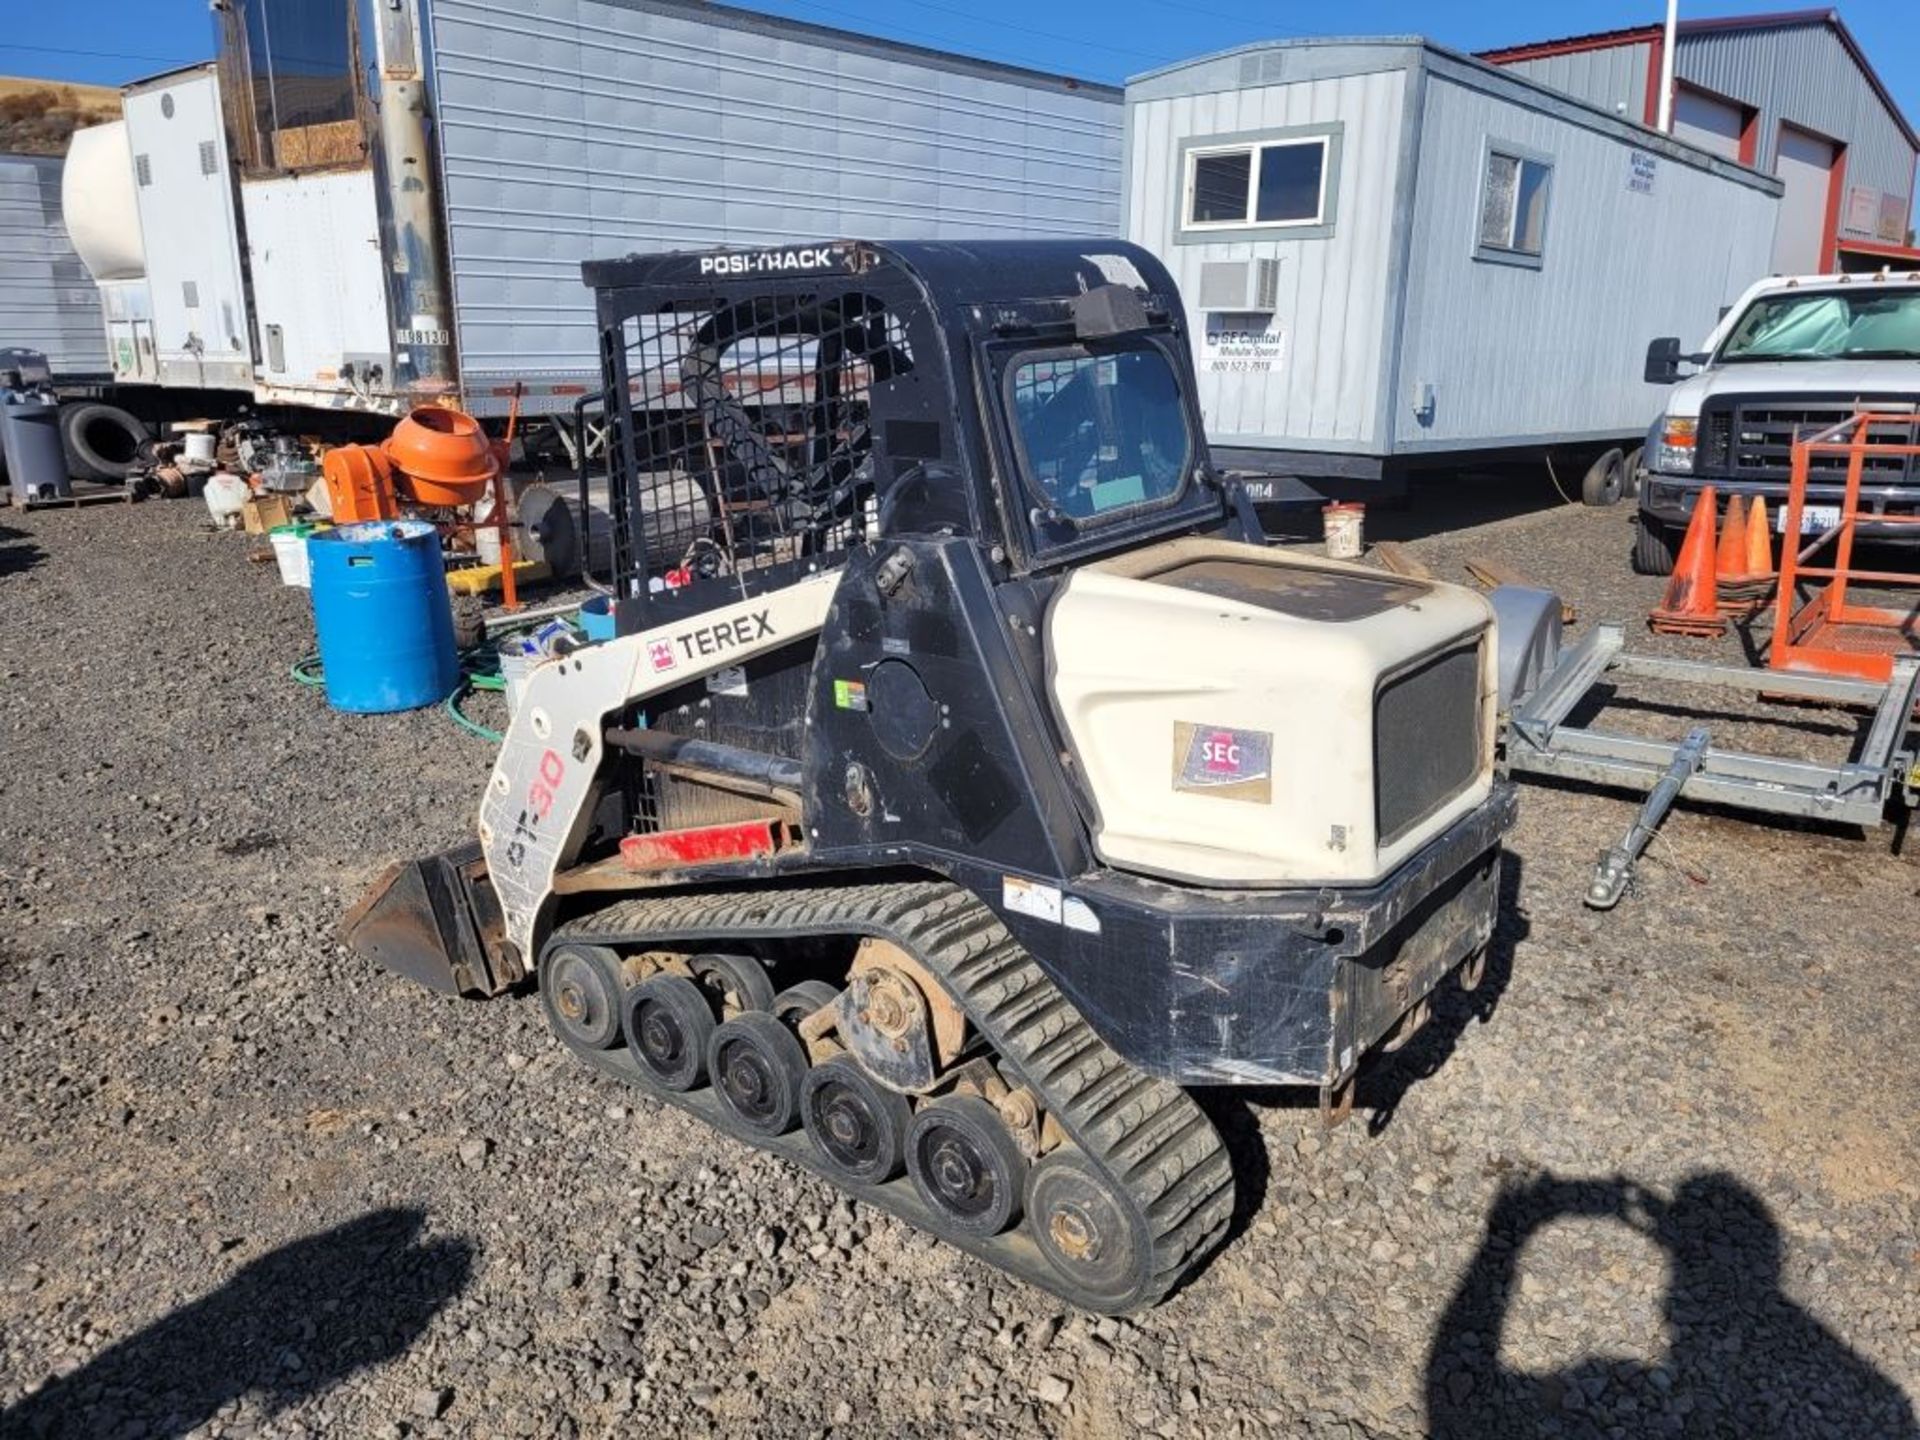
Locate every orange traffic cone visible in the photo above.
<box><xmin>1745</xmin><ymin>498</ymin><xmax>1775</xmax><ymax>581</ymax></box>
<box><xmin>1713</xmin><ymin>494</ymin><xmax>1749</xmax><ymax>613</ymax></box>
<box><xmin>1649</xmin><ymin>485</ymin><xmax>1729</xmax><ymax>637</ymax></box>
<box><xmin>1716</xmin><ymin>494</ymin><xmax>1777</xmax><ymax>616</ymax></box>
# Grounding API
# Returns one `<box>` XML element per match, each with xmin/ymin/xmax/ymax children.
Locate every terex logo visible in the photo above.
<box><xmin>699</xmin><ymin>247</ymin><xmax>842</xmax><ymax>277</ymax></box>
<box><xmin>648</xmin><ymin>639</ymin><xmax>676</xmax><ymax>673</ymax></box>
<box><xmin>675</xmin><ymin>609</ymin><xmax>774</xmax><ymax>660</ymax></box>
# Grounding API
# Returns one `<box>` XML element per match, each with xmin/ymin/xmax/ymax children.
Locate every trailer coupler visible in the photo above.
<box><xmin>340</xmin><ymin>841</ymin><xmax>520</xmax><ymax>997</ymax></box>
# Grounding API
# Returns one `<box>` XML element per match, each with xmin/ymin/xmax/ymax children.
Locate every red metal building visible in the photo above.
<box><xmin>1482</xmin><ymin>8</ymin><xmax>1918</xmax><ymax>272</ymax></box>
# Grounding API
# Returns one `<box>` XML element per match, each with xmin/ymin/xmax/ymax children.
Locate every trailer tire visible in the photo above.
<box><xmin>1580</xmin><ymin>447</ymin><xmax>1627</xmax><ymax>507</ymax></box>
<box><xmin>1631</xmin><ymin>514</ymin><xmax>1678</xmax><ymax>576</ymax></box>
<box><xmin>1621</xmin><ymin>445</ymin><xmax>1645</xmax><ymax>499</ymax></box>
<box><xmin>59</xmin><ymin>402</ymin><xmax>147</xmax><ymax>482</ymax></box>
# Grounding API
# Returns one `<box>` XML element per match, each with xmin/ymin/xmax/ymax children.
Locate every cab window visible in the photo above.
<box><xmin>1004</xmin><ymin>345</ymin><xmax>1193</xmax><ymax>530</ymax></box>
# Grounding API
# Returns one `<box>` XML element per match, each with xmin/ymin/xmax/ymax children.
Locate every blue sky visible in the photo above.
<box><xmin>5</xmin><ymin>0</ymin><xmax>1915</xmax><ymax>138</ymax></box>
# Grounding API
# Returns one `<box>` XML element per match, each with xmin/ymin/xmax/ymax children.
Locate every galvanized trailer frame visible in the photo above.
<box><xmin>1504</xmin><ymin>622</ymin><xmax>1920</xmax><ymax>906</ymax></box>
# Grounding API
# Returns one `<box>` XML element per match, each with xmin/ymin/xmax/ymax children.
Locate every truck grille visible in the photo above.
<box><xmin>1698</xmin><ymin>401</ymin><xmax>1918</xmax><ymax>486</ymax></box>
<box><xmin>1374</xmin><ymin>644</ymin><xmax>1483</xmax><ymax>848</ymax></box>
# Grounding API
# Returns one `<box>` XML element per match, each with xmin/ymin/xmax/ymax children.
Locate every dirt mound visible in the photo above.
<box><xmin>0</xmin><ymin>79</ymin><xmax>120</xmax><ymax>157</ymax></box>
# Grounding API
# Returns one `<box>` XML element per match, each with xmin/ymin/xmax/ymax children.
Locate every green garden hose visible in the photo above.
<box><xmin>292</xmin><ymin>647</ymin><xmax>511</xmax><ymax>743</ymax></box>
<box><xmin>293</xmin><ymin>607</ymin><xmax>585</xmax><ymax>743</ymax></box>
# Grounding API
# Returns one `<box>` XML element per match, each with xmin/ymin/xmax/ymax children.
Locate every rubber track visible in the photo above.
<box><xmin>555</xmin><ymin>879</ymin><xmax>1235</xmax><ymax>1311</ymax></box>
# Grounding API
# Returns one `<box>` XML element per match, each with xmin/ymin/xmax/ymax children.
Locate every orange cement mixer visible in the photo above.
<box><xmin>322</xmin><ymin>407</ymin><xmax>504</xmax><ymax>523</ymax></box>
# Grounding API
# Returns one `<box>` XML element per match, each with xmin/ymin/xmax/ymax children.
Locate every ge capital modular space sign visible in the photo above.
<box><xmin>1202</xmin><ymin>313</ymin><xmax>1286</xmax><ymax>373</ymax></box>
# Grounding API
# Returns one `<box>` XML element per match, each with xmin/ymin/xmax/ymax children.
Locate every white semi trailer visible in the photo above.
<box><xmin>45</xmin><ymin>0</ymin><xmax>1124</xmax><ymax>468</ymax></box>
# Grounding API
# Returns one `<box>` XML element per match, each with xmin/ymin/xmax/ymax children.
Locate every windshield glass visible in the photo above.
<box><xmin>1718</xmin><ymin>288</ymin><xmax>1920</xmax><ymax>362</ymax></box>
<box><xmin>1005</xmin><ymin>346</ymin><xmax>1193</xmax><ymax>527</ymax></box>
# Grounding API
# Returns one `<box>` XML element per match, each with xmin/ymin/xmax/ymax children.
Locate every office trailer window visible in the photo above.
<box><xmin>1478</xmin><ymin>149</ymin><xmax>1552</xmax><ymax>264</ymax></box>
<box><xmin>1185</xmin><ymin>137</ymin><xmax>1330</xmax><ymax>230</ymax></box>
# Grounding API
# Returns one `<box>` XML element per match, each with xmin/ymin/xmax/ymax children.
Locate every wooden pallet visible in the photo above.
<box><xmin>1465</xmin><ymin>555</ymin><xmax>1577</xmax><ymax>624</ymax></box>
<box><xmin>7</xmin><ymin>482</ymin><xmax>135</xmax><ymax>511</ymax></box>
<box><xmin>1372</xmin><ymin>541</ymin><xmax>1433</xmax><ymax>580</ymax></box>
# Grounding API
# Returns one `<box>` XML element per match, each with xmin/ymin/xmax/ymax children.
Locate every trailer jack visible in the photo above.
<box><xmin>1506</xmin><ymin>623</ymin><xmax>1920</xmax><ymax>908</ymax></box>
<box><xmin>1586</xmin><ymin>727</ymin><xmax>1709</xmax><ymax>908</ymax></box>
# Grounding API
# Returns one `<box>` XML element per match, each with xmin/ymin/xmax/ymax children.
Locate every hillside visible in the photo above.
<box><xmin>0</xmin><ymin>78</ymin><xmax>120</xmax><ymax>157</ymax></box>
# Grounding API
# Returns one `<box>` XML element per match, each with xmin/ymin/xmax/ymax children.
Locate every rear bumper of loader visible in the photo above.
<box><xmin>993</xmin><ymin>783</ymin><xmax>1518</xmax><ymax>1089</ymax></box>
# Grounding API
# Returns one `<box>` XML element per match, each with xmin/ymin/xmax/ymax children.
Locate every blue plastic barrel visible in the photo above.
<box><xmin>308</xmin><ymin>520</ymin><xmax>459</xmax><ymax>713</ymax></box>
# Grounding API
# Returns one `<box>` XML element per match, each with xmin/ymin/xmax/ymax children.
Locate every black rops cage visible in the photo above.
<box><xmin>574</xmin><ymin>244</ymin><xmax>963</xmax><ymax>636</ymax></box>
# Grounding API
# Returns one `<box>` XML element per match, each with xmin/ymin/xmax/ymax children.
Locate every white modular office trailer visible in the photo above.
<box><xmin>1124</xmin><ymin>38</ymin><xmax>1784</xmax><ymax>495</ymax></box>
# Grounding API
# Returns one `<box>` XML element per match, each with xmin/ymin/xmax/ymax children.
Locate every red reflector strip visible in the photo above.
<box><xmin>619</xmin><ymin>820</ymin><xmax>779</xmax><ymax>872</ymax></box>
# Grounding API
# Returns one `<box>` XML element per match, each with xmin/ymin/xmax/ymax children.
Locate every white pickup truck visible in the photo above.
<box><xmin>1636</xmin><ymin>270</ymin><xmax>1920</xmax><ymax>574</ymax></box>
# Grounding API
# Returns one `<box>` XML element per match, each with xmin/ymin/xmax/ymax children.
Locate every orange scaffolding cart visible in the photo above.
<box><xmin>1770</xmin><ymin>411</ymin><xmax>1920</xmax><ymax>682</ymax></box>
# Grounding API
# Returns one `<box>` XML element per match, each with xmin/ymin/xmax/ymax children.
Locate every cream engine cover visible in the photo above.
<box><xmin>1047</xmin><ymin>538</ymin><xmax>1496</xmax><ymax>887</ymax></box>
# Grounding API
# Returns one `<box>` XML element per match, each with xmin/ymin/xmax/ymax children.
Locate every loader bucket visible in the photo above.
<box><xmin>341</xmin><ymin>841</ymin><xmax>518</xmax><ymax>997</ymax></box>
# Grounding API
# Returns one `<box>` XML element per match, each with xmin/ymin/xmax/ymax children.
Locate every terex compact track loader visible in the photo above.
<box><xmin>346</xmin><ymin>239</ymin><xmax>1517</xmax><ymax>1312</ymax></box>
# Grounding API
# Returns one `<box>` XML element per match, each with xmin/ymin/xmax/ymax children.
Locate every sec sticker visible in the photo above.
<box><xmin>1171</xmin><ymin>721</ymin><xmax>1273</xmax><ymax>804</ymax></box>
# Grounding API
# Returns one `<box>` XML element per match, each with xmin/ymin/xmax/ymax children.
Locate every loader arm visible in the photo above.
<box><xmin>480</xmin><ymin>570</ymin><xmax>842</xmax><ymax>968</ymax></box>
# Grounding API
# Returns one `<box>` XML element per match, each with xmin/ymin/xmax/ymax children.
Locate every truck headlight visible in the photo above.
<box><xmin>1656</xmin><ymin>417</ymin><xmax>1697</xmax><ymax>474</ymax></box>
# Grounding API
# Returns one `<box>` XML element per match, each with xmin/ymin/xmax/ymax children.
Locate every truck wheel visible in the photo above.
<box><xmin>1580</xmin><ymin>447</ymin><xmax>1627</xmax><ymax>507</ymax></box>
<box><xmin>59</xmin><ymin>402</ymin><xmax>147</xmax><ymax>482</ymax></box>
<box><xmin>1631</xmin><ymin>514</ymin><xmax>1677</xmax><ymax>576</ymax></box>
<box><xmin>1621</xmin><ymin>446</ymin><xmax>1645</xmax><ymax>499</ymax></box>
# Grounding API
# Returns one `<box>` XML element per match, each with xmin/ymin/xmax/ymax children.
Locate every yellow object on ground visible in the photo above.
<box><xmin>446</xmin><ymin>559</ymin><xmax>549</xmax><ymax>596</ymax></box>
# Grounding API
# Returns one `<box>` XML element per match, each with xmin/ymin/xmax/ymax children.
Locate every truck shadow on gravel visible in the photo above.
<box><xmin>1425</xmin><ymin>1171</ymin><xmax>1920</xmax><ymax>1439</ymax></box>
<box><xmin>0</xmin><ymin>1207</ymin><xmax>472</xmax><ymax>1440</ymax></box>
<box><xmin>1189</xmin><ymin>853</ymin><xmax>1529</xmax><ymax>1251</ymax></box>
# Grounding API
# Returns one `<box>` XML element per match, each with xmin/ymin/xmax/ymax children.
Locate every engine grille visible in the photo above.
<box><xmin>1375</xmin><ymin>644</ymin><xmax>1483</xmax><ymax>848</ymax></box>
<box><xmin>1698</xmin><ymin>400</ymin><xmax>1918</xmax><ymax>486</ymax></box>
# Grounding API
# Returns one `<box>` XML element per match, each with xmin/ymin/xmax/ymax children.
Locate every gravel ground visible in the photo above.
<box><xmin>2</xmin><ymin>485</ymin><xmax>1917</xmax><ymax>1440</ymax></box>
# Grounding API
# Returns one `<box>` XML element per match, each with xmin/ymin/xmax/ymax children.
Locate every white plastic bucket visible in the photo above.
<box><xmin>182</xmin><ymin>431</ymin><xmax>217</xmax><ymax>465</ymax></box>
<box><xmin>497</xmin><ymin>640</ymin><xmax>538</xmax><ymax>718</ymax></box>
<box><xmin>269</xmin><ymin>524</ymin><xmax>317</xmax><ymax>587</ymax></box>
<box><xmin>1323</xmin><ymin>502</ymin><xmax>1365</xmax><ymax>560</ymax></box>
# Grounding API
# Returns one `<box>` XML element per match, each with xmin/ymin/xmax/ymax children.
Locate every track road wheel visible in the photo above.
<box><xmin>624</xmin><ymin>974</ymin><xmax>716</xmax><ymax>1091</ymax></box>
<box><xmin>908</xmin><ymin>1095</ymin><xmax>1026</xmax><ymax>1238</ymax></box>
<box><xmin>709</xmin><ymin>1011</ymin><xmax>809</xmax><ymax>1136</ymax></box>
<box><xmin>771</xmin><ymin>980</ymin><xmax>840</xmax><ymax>1024</ymax></box>
<box><xmin>802</xmin><ymin>1054</ymin><xmax>913</xmax><ymax>1185</ymax></box>
<box><xmin>689</xmin><ymin>952</ymin><xmax>775</xmax><ymax>1016</ymax></box>
<box><xmin>540</xmin><ymin>944</ymin><xmax>625</xmax><ymax>1050</ymax></box>
<box><xmin>1025</xmin><ymin>1145</ymin><xmax>1154</xmax><ymax>1311</ymax></box>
